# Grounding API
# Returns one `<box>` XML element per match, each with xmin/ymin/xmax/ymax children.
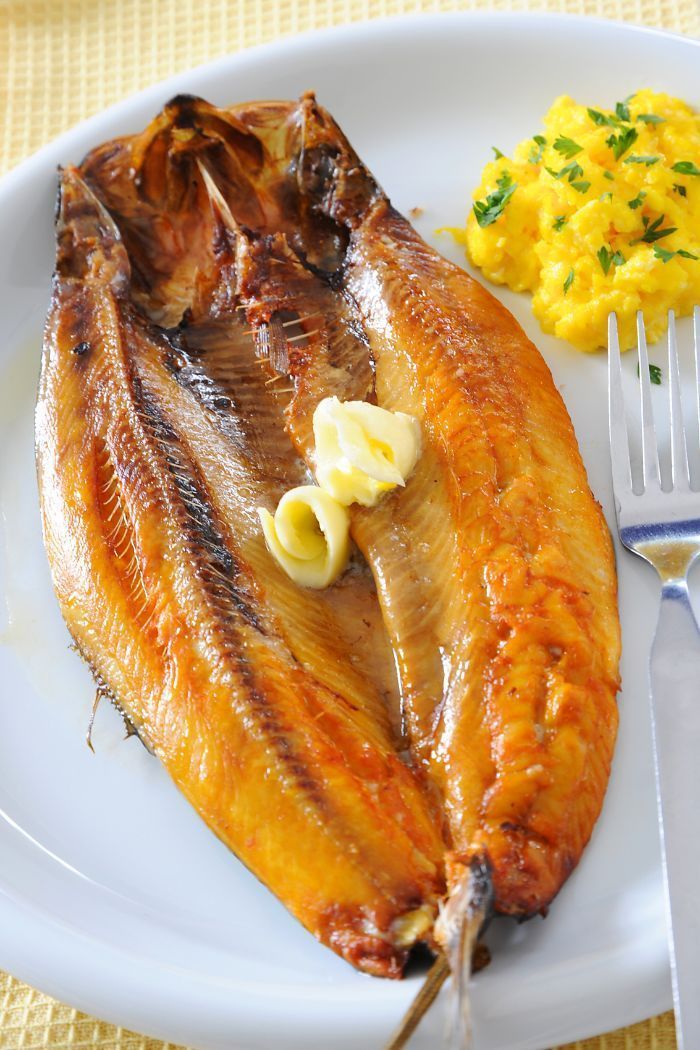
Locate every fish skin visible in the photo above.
<box><xmin>342</xmin><ymin>198</ymin><xmax>620</xmax><ymax>916</ymax></box>
<box><xmin>283</xmin><ymin>97</ymin><xmax>620</xmax><ymax>918</ymax></box>
<box><xmin>36</xmin><ymin>166</ymin><xmax>446</xmax><ymax>978</ymax></box>
<box><xmin>192</xmin><ymin>93</ymin><xmax>620</xmax><ymax>919</ymax></box>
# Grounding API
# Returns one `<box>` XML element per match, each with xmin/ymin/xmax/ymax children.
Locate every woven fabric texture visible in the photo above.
<box><xmin>0</xmin><ymin>0</ymin><xmax>696</xmax><ymax>1047</ymax></box>
<box><xmin>1</xmin><ymin>0</ymin><xmax>699</xmax><ymax>175</ymax></box>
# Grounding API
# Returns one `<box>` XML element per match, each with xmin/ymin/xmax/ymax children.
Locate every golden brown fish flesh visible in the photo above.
<box><xmin>36</xmin><ymin>92</ymin><xmax>620</xmax><ymax>979</ymax></box>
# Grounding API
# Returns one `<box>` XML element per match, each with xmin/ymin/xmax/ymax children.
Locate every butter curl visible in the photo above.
<box><xmin>258</xmin><ymin>485</ymin><xmax>350</xmax><ymax>589</ymax></box>
<box><xmin>313</xmin><ymin>396</ymin><xmax>421</xmax><ymax>507</ymax></box>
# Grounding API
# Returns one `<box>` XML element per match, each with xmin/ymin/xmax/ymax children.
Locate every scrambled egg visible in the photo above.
<box><xmin>460</xmin><ymin>90</ymin><xmax>700</xmax><ymax>351</ymax></box>
<box><xmin>313</xmin><ymin>397</ymin><xmax>421</xmax><ymax>507</ymax></box>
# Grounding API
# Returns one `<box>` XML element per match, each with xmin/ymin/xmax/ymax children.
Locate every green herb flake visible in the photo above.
<box><xmin>624</xmin><ymin>155</ymin><xmax>660</xmax><ymax>166</ymax></box>
<box><xmin>561</xmin><ymin>161</ymin><xmax>584</xmax><ymax>182</ymax></box>
<box><xmin>571</xmin><ymin>180</ymin><xmax>591</xmax><ymax>194</ymax></box>
<box><xmin>528</xmin><ymin>135</ymin><xmax>546</xmax><ymax>164</ymax></box>
<box><xmin>606</xmin><ymin>126</ymin><xmax>638</xmax><ymax>160</ymax></box>
<box><xmin>674</xmin><ymin>184</ymin><xmax>688</xmax><ymax>198</ymax></box>
<box><xmin>672</xmin><ymin>161</ymin><xmax>700</xmax><ymax>177</ymax></box>
<box><xmin>563</xmin><ymin>268</ymin><xmax>575</xmax><ymax>294</ymax></box>
<box><xmin>473</xmin><ymin>172</ymin><xmax>518</xmax><ymax>228</ymax></box>
<box><xmin>491</xmin><ymin>146</ymin><xmax>505</xmax><ymax>159</ymax></box>
<box><xmin>587</xmin><ymin>108</ymin><xmax>619</xmax><ymax>128</ymax></box>
<box><xmin>604</xmin><ymin>170</ymin><xmax>615</xmax><ymax>180</ymax></box>
<box><xmin>545</xmin><ymin>161</ymin><xmax>585</xmax><ymax>183</ymax></box>
<box><xmin>615</xmin><ymin>100</ymin><xmax>631</xmax><ymax>123</ymax></box>
<box><xmin>628</xmin><ymin>190</ymin><xmax>646</xmax><ymax>209</ymax></box>
<box><xmin>630</xmin><ymin>214</ymin><xmax>678</xmax><ymax>245</ymax></box>
<box><xmin>652</xmin><ymin>245</ymin><xmax>699</xmax><ymax>263</ymax></box>
<box><xmin>637</xmin><ymin>362</ymin><xmax>663</xmax><ymax>384</ymax></box>
<box><xmin>552</xmin><ymin>215</ymin><xmax>568</xmax><ymax>231</ymax></box>
<box><xmin>553</xmin><ymin>135</ymin><xmax>583</xmax><ymax>159</ymax></box>
<box><xmin>597</xmin><ymin>245</ymin><xmax>625</xmax><ymax>275</ymax></box>
<box><xmin>637</xmin><ymin>113</ymin><xmax>665</xmax><ymax>125</ymax></box>
<box><xmin>600</xmin><ymin>191</ymin><xmax>613</xmax><ymax>201</ymax></box>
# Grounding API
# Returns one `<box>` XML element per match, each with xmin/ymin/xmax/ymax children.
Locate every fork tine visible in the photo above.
<box><xmin>608</xmin><ymin>313</ymin><xmax>632</xmax><ymax>496</ymax></box>
<box><xmin>637</xmin><ymin>311</ymin><xmax>661</xmax><ymax>490</ymax></box>
<box><xmin>667</xmin><ymin>311</ymin><xmax>690</xmax><ymax>490</ymax></box>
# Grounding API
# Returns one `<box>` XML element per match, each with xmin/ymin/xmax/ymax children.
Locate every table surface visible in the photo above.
<box><xmin>1</xmin><ymin>0</ymin><xmax>698</xmax><ymax>1047</ymax></box>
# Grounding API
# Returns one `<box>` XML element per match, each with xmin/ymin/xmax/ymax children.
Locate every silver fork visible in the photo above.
<box><xmin>608</xmin><ymin>307</ymin><xmax>700</xmax><ymax>1050</ymax></box>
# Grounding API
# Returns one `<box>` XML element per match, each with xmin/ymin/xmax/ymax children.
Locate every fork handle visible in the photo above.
<box><xmin>649</xmin><ymin>577</ymin><xmax>700</xmax><ymax>1050</ymax></box>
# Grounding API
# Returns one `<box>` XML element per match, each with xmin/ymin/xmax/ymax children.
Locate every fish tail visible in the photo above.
<box><xmin>382</xmin><ymin>856</ymin><xmax>493</xmax><ymax>1050</ymax></box>
<box><xmin>439</xmin><ymin>854</ymin><xmax>494</xmax><ymax>1050</ymax></box>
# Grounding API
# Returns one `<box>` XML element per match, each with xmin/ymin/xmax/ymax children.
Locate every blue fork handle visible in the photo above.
<box><xmin>649</xmin><ymin>578</ymin><xmax>700</xmax><ymax>1050</ymax></box>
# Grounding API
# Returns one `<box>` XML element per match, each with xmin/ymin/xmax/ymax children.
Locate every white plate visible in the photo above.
<box><xmin>1</xmin><ymin>12</ymin><xmax>698</xmax><ymax>1050</ymax></box>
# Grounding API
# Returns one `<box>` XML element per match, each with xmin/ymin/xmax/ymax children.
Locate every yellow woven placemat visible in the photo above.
<box><xmin>1</xmin><ymin>1</ymin><xmax>696</xmax><ymax>1048</ymax></box>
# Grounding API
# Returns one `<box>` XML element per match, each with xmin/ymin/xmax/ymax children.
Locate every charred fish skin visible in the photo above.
<box><xmin>37</xmin><ymin>166</ymin><xmax>447</xmax><ymax>978</ymax></box>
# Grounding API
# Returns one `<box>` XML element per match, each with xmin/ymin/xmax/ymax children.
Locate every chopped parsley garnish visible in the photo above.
<box><xmin>473</xmin><ymin>172</ymin><xmax>517</xmax><ymax>228</ymax></box>
<box><xmin>528</xmin><ymin>135</ymin><xmax>546</xmax><ymax>164</ymax></box>
<box><xmin>624</xmin><ymin>155</ymin><xmax>659</xmax><ymax>166</ymax></box>
<box><xmin>553</xmin><ymin>135</ymin><xmax>583</xmax><ymax>159</ymax></box>
<box><xmin>672</xmin><ymin>161</ymin><xmax>700</xmax><ymax>177</ymax></box>
<box><xmin>653</xmin><ymin>245</ymin><xmax>699</xmax><ymax>263</ymax></box>
<box><xmin>604</xmin><ymin>170</ymin><xmax>615</xmax><ymax>180</ymax></box>
<box><xmin>606</xmin><ymin>126</ymin><xmax>638</xmax><ymax>160</ymax></box>
<box><xmin>631</xmin><ymin>214</ymin><xmax>677</xmax><ymax>245</ymax></box>
<box><xmin>587</xmin><ymin>99</ymin><xmax>636</xmax><ymax>129</ymax></box>
<box><xmin>615</xmin><ymin>100</ymin><xmax>632</xmax><ymax>122</ymax></box>
<box><xmin>571</xmin><ymin>180</ymin><xmax>591</xmax><ymax>194</ymax></box>
<box><xmin>546</xmin><ymin>160</ymin><xmax>585</xmax><ymax>183</ymax></box>
<box><xmin>552</xmin><ymin>215</ymin><xmax>568</xmax><ymax>231</ymax></box>
<box><xmin>597</xmin><ymin>245</ymin><xmax>626</xmax><ymax>274</ymax></box>
<box><xmin>600</xmin><ymin>191</ymin><xmax>613</xmax><ymax>201</ymax></box>
<box><xmin>637</xmin><ymin>113</ymin><xmax>665</xmax><ymax>124</ymax></box>
<box><xmin>492</xmin><ymin>146</ymin><xmax>505</xmax><ymax>159</ymax></box>
<box><xmin>674</xmin><ymin>184</ymin><xmax>688</xmax><ymax>198</ymax></box>
<box><xmin>563</xmin><ymin>268</ymin><xmax>575</xmax><ymax>294</ymax></box>
<box><xmin>587</xmin><ymin>108</ymin><xmax>620</xmax><ymax>128</ymax></box>
<box><xmin>637</xmin><ymin>362</ymin><xmax>663</xmax><ymax>384</ymax></box>
<box><xmin>628</xmin><ymin>190</ymin><xmax>647</xmax><ymax>209</ymax></box>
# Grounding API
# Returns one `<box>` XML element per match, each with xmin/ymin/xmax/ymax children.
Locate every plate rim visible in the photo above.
<box><xmin>1</xmin><ymin>10</ymin><xmax>695</xmax><ymax>1047</ymax></box>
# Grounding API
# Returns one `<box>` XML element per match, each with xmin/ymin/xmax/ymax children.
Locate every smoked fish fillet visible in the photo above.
<box><xmin>37</xmin><ymin>93</ymin><xmax>620</xmax><ymax>977</ymax></box>
<box><xmin>37</xmin><ymin>166</ymin><xmax>445</xmax><ymax>978</ymax></box>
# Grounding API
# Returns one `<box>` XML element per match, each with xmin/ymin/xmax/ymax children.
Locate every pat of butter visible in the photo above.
<box><xmin>313</xmin><ymin>396</ymin><xmax>421</xmax><ymax>507</ymax></box>
<box><xmin>258</xmin><ymin>485</ymin><xmax>350</xmax><ymax>589</ymax></box>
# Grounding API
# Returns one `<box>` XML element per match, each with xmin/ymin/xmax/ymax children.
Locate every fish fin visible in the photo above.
<box><xmin>76</xmin><ymin>639</ymin><xmax>155</xmax><ymax>757</ymax></box>
<box><xmin>383</xmin><ymin>954</ymin><xmax>450</xmax><ymax>1050</ymax></box>
<box><xmin>383</xmin><ymin>856</ymin><xmax>493</xmax><ymax>1050</ymax></box>
<box><xmin>436</xmin><ymin>855</ymin><xmax>494</xmax><ymax>1050</ymax></box>
<box><xmin>85</xmin><ymin>689</ymin><xmax>102</xmax><ymax>753</ymax></box>
<box><xmin>197</xmin><ymin>159</ymin><xmax>240</xmax><ymax>238</ymax></box>
<box><xmin>55</xmin><ymin>167</ymin><xmax>130</xmax><ymax>293</ymax></box>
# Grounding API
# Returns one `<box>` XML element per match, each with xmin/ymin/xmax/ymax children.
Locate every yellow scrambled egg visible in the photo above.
<box><xmin>460</xmin><ymin>91</ymin><xmax>700</xmax><ymax>351</ymax></box>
